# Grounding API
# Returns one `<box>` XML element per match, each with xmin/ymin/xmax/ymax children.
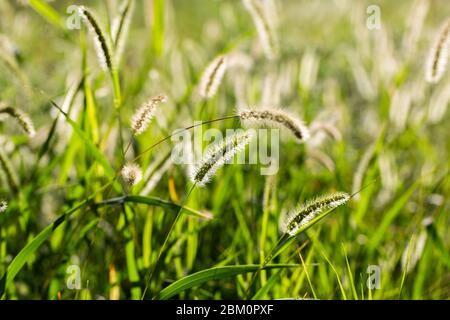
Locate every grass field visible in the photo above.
<box><xmin>0</xmin><ymin>0</ymin><xmax>449</xmax><ymax>300</ymax></box>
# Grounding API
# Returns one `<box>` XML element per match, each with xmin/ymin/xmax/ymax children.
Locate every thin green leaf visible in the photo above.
<box><xmin>97</xmin><ymin>195</ymin><xmax>212</xmax><ymax>220</ymax></box>
<box><xmin>0</xmin><ymin>200</ymin><xmax>87</xmax><ymax>296</ymax></box>
<box><xmin>156</xmin><ymin>264</ymin><xmax>298</xmax><ymax>300</ymax></box>
<box><xmin>342</xmin><ymin>244</ymin><xmax>358</xmax><ymax>300</ymax></box>
<box><xmin>0</xmin><ymin>183</ymin><xmax>113</xmax><ymax>297</ymax></box>
<box><xmin>151</xmin><ymin>0</ymin><xmax>165</xmax><ymax>56</ymax></box>
<box><xmin>50</xmin><ymin>100</ymin><xmax>116</xmax><ymax>179</ymax></box>
<box><xmin>368</xmin><ymin>182</ymin><xmax>419</xmax><ymax>251</ymax></box>
<box><xmin>29</xmin><ymin>0</ymin><xmax>66</xmax><ymax>30</ymax></box>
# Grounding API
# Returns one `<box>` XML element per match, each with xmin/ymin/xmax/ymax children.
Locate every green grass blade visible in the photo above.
<box><xmin>251</xmin><ymin>268</ymin><xmax>284</xmax><ymax>299</ymax></box>
<box><xmin>342</xmin><ymin>244</ymin><xmax>358</xmax><ymax>300</ymax></box>
<box><xmin>125</xmin><ymin>238</ymin><xmax>141</xmax><ymax>299</ymax></box>
<box><xmin>320</xmin><ymin>249</ymin><xmax>347</xmax><ymax>300</ymax></box>
<box><xmin>399</xmin><ymin>235</ymin><xmax>414</xmax><ymax>298</ymax></box>
<box><xmin>151</xmin><ymin>0</ymin><xmax>165</xmax><ymax>56</ymax></box>
<box><xmin>156</xmin><ymin>264</ymin><xmax>298</xmax><ymax>300</ymax></box>
<box><xmin>29</xmin><ymin>0</ymin><xmax>66</xmax><ymax>30</ymax></box>
<box><xmin>0</xmin><ymin>181</ymin><xmax>113</xmax><ymax>297</ymax></box>
<box><xmin>143</xmin><ymin>209</ymin><xmax>153</xmax><ymax>269</ymax></box>
<box><xmin>50</xmin><ymin>100</ymin><xmax>116</xmax><ymax>179</ymax></box>
<box><xmin>368</xmin><ymin>182</ymin><xmax>419</xmax><ymax>251</ymax></box>
<box><xmin>0</xmin><ymin>199</ymin><xmax>89</xmax><ymax>297</ymax></box>
<box><xmin>83</xmin><ymin>77</ymin><xmax>100</xmax><ymax>144</ymax></box>
<box><xmin>427</xmin><ymin>223</ymin><xmax>450</xmax><ymax>268</ymax></box>
<box><xmin>98</xmin><ymin>195</ymin><xmax>212</xmax><ymax>220</ymax></box>
<box><xmin>299</xmin><ymin>251</ymin><xmax>317</xmax><ymax>299</ymax></box>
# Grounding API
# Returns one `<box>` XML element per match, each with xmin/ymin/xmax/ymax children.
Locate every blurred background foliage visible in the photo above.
<box><xmin>0</xmin><ymin>0</ymin><xmax>449</xmax><ymax>299</ymax></box>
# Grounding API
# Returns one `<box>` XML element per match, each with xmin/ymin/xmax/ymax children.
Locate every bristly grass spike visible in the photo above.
<box><xmin>425</xmin><ymin>19</ymin><xmax>450</xmax><ymax>83</ymax></box>
<box><xmin>190</xmin><ymin>130</ymin><xmax>254</xmax><ymax>187</ymax></box>
<box><xmin>281</xmin><ymin>192</ymin><xmax>350</xmax><ymax>236</ymax></box>
<box><xmin>121</xmin><ymin>162</ymin><xmax>143</xmax><ymax>186</ymax></box>
<box><xmin>238</xmin><ymin>107</ymin><xmax>310</xmax><ymax>142</ymax></box>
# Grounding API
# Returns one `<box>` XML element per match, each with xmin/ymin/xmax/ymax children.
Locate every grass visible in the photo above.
<box><xmin>0</xmin><ymin>0</ymin><xmax>449</xmax><ymax>300</ymax></box>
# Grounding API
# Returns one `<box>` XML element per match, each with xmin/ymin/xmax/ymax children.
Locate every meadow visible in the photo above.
<box><xmin>0</xmin><ymin>0</ymin><xmax>449</xmax><ymax>300</ymax></box>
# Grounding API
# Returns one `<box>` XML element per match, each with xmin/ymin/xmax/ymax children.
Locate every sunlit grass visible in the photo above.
<box><xmin>0</xmin><ymin>0</ymin><xmax>448</xmax><ymax>300</ymax></box>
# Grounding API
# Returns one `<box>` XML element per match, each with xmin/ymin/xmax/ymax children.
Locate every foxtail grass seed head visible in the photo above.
<box><xmin>242</xmin><ymin>0</ymin><xmax>277</xmax><ymax>60</ymax></box>
<box><xmin>281</xmin><ymin>192</ymin><xmax>350</xmax><ymax>236</ymax></box>
<box><xmin>0</xmin><ymin>106</ymin><xmax>35</xmax><ymax>137</ymax></box>
<box><xmin>0</xmin><ymin>47</ymin><xmax>30</xmax><ymax>91</ymax></box>
<box><xmin>425</xmin><ymin>19</ymin><xmax>450</xmax><ymax>83</ymax></box>
<box><xmin>0</xmin><ymin>200</ymin><xmax>7</xmax><ymax>213</ymax></box>
<box><xmin>131</xmin><ymin>95</ymin><xmax>166</xmax><ymax>135</ymax></box>
<box><xmin>190</xmin><ymin>130</ymin><xmax>254</xmax><ymax>187</ymax></box>
<box><xmin>112</xmin><ymin>0</ymin><xmax>134</xmax><ymax>65</ymax></box>
<box><xmin>0</xmin><ymin>148</ymin><xmax>19</xmax><ymax>192</ymax></box>
<box><xmin>402</xmin><ymin>0</ymin><xmax>429</xmax><ymax>56</ymax></box>
<box><xmin>140</xmin><ymin>159</ymin><xmax>172</xmax><ymax>196</ymax></box>
<box><xmin>310</xmin><ymin>121</ymin><xmax>342</xmax><ymax>142</ymax></box>
<box><xmin>121</xmin><ymin>162</ymin><xmax>142</xmax><ymax>186</ymax></box>
<box><xmin>79</xmin><ymin>6</ymin><xmax>114</xmax><ymax>73</ymax></box>
<box><xmin>198</xmin><ymin>55</ymin><xmax>227</xmax><ymax>99</ymax></box>
<box><xmin>238</xmin><ymin>107</ymin><xmax>310</xmax><ymax>142</ymax></box>
<box><xmin>307</xmin><ymin>148</ymin><xmax>336</xmax><ymax>172</ymax></box>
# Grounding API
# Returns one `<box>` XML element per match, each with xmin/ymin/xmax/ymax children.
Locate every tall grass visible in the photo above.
<box><xmin>0</xmin><ymin>0</ymin><xmax>448</xmax><ymax>300</ymax></box>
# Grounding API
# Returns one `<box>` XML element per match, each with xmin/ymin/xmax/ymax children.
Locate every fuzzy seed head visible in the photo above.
<box><xmin>238</xmin><ymin>107</ymin><xmax>310</xmax><ymax>142</ymax></box>
<box><xmin>310</xmin><ymin>121</ymin><xmax>342</xmax><ymax>142</ymax></box>
<box><xmin>425</xmin><ymin>19</ymin><xmax>450</xmax><ymax>83</ymax></box>
<box><xmin>242</xmin><ymin>0</ymin><xmax>277</xmax><ymax>60</ymax></box>
<box><xmin>190</xmin><ymin>130</ymin><xmax>254</xmax><ymax>187</ymax></box>
<box><xmin>281</xmin><ymin>192</ymin><xmax>350</xmax><ymax>236</ymax></box>
<box><xmin>198</xmin><ymin>55</ymin><xmax>227</xmax><ymax>99</ymax></box>
<box><xmin>0</xmin><ymin>200</ymin><xmax>7</xmax><ymax>213</ymax></box>
<box><xmin>0</xmin><ymin>106</ymin><xmax>35</xmax><ymax>137</ymax></box>
<box><xmin>131</xmin><ymin>95</ymin><xmax>166</xmax><ymax>135</ymax></box>
<box><xmin>79</xmin><ymin>6</ymin><xmax>114</xmax><ymax>72</ymax></box>
<box><xmin>121</xmin><ymin>162</ymin><xmax>142</xmax><ymax>186</ymax></box>
<box><xmin>112</xmin><ymin>0</ymin><xmax>134</xmax><ymax>65</ymax></box>
<box><xmin>0</xmin><ymin>148</ymin><xmax>19</xmax><ymax>192</ymax></box>
<box><xmin>140</xmin><ymin>159</ymin><xmax>172</xmax><ymax>196</ymax></box>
